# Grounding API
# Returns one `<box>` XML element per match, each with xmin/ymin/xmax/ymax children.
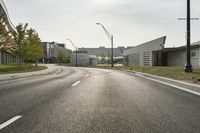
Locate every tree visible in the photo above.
<box><xmin>24</xmin><ymin>28</ymin><xmax>43</xmax><ymax>67</ymax></box>
<box><xmin>64</xmin><ymin>53</ymin><xmax>71</xmax><ymax>63</ymax></box>
<box><xmin>57</xmin><ymin>51</ymin><xmax>65</xmax><ymax>64</ymax></box>
<box><xmin>12</xmin><ymin>24</ymin><xmax>43</xmax><ymax>67</ymax></box>
<box><xmin>101</xmin><ymin>57</ymin><xmax>106</xmax><ymax>63</ymax></box>
<box><xmin>0</xmin><ymin>16</ymin><xmax>13</xmax><ymax>52</ymax></box>
<box><xmin>12</xmin><ymin>23</ymin><xmax>28</xmax><ymax>67</ymax></box>
<box><xmin>57</xmin><ymin>51</ymin><xmax>71</xmax><ymax>64</ymax></box>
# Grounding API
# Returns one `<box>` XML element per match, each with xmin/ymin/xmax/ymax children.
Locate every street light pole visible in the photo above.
<box><xmin>96</xmin><ymin>23</ymin><xmax>114</xmax><ymax>67</ymax></box>
<box><xmin>185</xmin><ymin>0</ymin><xmax>192</xmax><ymax>72</ymax></box>
<box><xmin>111</xmin><ymin>35</ymin><xmax>114</xmax><ymax>67</ymax></box>
<box><xmin>67</xmin><ymin>39</ymin><xmax>78</xmax><ymax>67</ymax></box>
<box><xmin>75</xmin><ymin>46</ymin><xmax>78</xmax><ymax>67</ymax></box>
<box><xmin>178</xmin><ymin>0</ymin><xmax>199</xmax><ymax>72</ymax></box>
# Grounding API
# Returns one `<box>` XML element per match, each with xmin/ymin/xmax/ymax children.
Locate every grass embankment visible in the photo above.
<box><xmin>124</xmin><ymin>66</ymin><xmax>200</xmax><ymax>83</ymax></box>
<box><xmin>0</xmin><ymin>64</ymin><xmax>47</xmax><ymax>74</ymax></box>
<box><xmin>94</xmin><ymin>65</ymin><xmax>200</xmax><ymax>83</ymax></box>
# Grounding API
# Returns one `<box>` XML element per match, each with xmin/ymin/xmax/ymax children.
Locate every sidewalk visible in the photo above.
<box><xmin>121</xmin><ymin>69</ymin><xmax>200</xmax><ymax>95</ymax></box>
<box><xmin>0</xmin><ymin>64</ymin><xmax>61</xmax><ymax>82</ymax></box>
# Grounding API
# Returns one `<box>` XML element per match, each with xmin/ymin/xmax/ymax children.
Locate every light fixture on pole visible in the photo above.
<box><xmin>96</xmin><ymin>23</ymin><xmax>114</xmax><ymax>67</ymax></box>
<box><xmin>67</xmin><ymin>39</ymin><xmax>78</xmax><ymax>67</ymax></box>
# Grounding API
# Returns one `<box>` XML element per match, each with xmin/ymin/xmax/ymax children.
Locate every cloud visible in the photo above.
<box><xmin>4</xmin><ymin>0</ymin><xmax>200</xmax><ymax>48</ymax></box>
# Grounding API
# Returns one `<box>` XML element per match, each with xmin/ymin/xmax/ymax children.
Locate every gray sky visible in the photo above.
<box><xmin>4</xmin><ymin>0</ymin><xmax>200</xmax><ymax>49</ymax></box>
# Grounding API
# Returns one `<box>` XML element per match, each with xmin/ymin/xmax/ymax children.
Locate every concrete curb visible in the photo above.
<box><xmin>120</xmin><ymin>69</ymin><xmax>200</xmax><ymax>94</ymax></box>
<box><xmin>0</xmin><ymin>65</ymin><xmax>62</xmax><ymax>82</ymax></box>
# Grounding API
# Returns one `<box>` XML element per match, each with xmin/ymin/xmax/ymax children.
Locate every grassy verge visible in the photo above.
<box><xmin>94</xmin><ymin>65</ymin><xmax>200</xmax><ymax>84</ymax></box>
<box><xmin>0</xmin><ymin>64</ymin><xmax>47</xmax><ymax>74</ymax></box>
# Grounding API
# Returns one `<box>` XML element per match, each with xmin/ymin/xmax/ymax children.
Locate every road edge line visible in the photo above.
<box><xmin>0</xmin><ymin>115</ymin><xmax>22</xmax><ymax>130</ymax></box>
<box><xmin>135</xmin><ymin>73</ymin><xmax>200</xmax><ymax>96</ymax></box>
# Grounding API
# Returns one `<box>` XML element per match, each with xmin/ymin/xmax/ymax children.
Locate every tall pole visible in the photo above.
<box><xmin>96</xmin><ymin>23</ymin><xmax>114</xmax><ymax>67</ymax></box>
<box><xmin>111</xmin><ymin>35</ymin><xmax>114</xmax><ymax>67</ymax></box>
<box><xmin>76</xmin><ymin>47</ymin><xmax>78</xmax><ymax>67</ymax></box>
<box><xmin>184</xmin><ymin>0</ymin><xmax>193</xmax><ymax>72</ymax></box>
<box><xmin>67</xmin><ymin>39</ymin><xmax>78</xmax><ymax>67</ymax></box>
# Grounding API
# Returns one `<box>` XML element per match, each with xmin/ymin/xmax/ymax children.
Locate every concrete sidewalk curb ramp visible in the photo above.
<box><xmin>121</xmin><ymin>69</ymin><xmax>200</xmax><ymax>95</ymax></box>
<box><xmin>0</xmin><ymin>65</ymin><xmax>62</xmax><ymax>82</ymax></box>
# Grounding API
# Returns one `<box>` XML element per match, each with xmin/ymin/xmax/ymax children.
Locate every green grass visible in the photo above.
<box><xmin>93</xmin><ymin>65</ymin><xmax>200</xmax><ymax>83</ymax></box>
<box><xmin>124</xmin><ymin>66</ymin><xmax>200</xmax><ymax>83</ymax></box>
<box><xmin>0</xmin><ymin>64</ymin><xmax>47</xmax><ymax>74</ymax></box>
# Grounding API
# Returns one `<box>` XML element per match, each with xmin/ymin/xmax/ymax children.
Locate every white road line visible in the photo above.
<box><xmin>72</xmin><ymin>81</ymin><xmax>81</xmax><ymax>87</ymax></box>
<box><xmin>135</xmin><ymin>74</ymin><xmax>200</xmax><ymax>96</ymax></box>
<box><xmin>85</xmin><ymin>74</ymin><xmax>89</xmax><ymax>77</ymax></box>
<box><xmin>0</xmin><ymin>116</ymin><xmax>22</xmax><ymax>130</ymax></box>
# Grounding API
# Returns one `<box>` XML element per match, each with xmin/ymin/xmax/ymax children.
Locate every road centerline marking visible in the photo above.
<box><xmin>85</xmin><ymin>74</ymin><xmax>89</xmax><ymax>77</ymax></box>
<box><xmin>0</xmin><ymin>115</ymin><xmax>22</xmax><ymax>130</ymax></box>
<box><xmin>72</xmin><ymin>81</ymin><xmax>81</xmax><ymax>87</ymax></box>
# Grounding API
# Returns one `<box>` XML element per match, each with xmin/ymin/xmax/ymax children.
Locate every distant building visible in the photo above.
<box><xmin>0</xmin><ymin>0</ymin><xmax>21</xmax><ymax>64</ymax></box>
<box><xmin>71</xmin><ymin>51</ymin><xmax>97</xmax><ymax>66</ymax></box>
<box><xmin>42</xmin><ymin>42</ymin><xmax>72</xmax><ymax>63</ymax></box>
<box><xmin>78</xmin><ymin>46</ymin><xmax>125</xmax><ymax>57</ymax></box>
<box><xmin>163</xmin><ymin>42</ymin><xmax>200</xmax><ymax>67</ymax></box>
<box><xmin>124</xmin><ymin>36</ymin><xmax>200</xmax><ymax>68</ymax></box>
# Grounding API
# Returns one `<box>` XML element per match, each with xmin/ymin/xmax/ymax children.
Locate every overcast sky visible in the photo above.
<box><xmin>4</xmin><ymin>0</ymin><xmax>200</xmax><ymax>49</ymax></box>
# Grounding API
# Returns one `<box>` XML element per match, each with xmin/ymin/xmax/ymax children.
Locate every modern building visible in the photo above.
<box><xmin>42</xmin><ymin>42</ymin><xmax>72</xmax><ymax>63</ymax></box>
<box><xmin>0</xmin><ymin>0</ymin><xmax>21</xmax><ymax>64</ymax></box>
<box><xmin>78</xmin><ymin>46</ymin><xmax>125</xmax><ymax>57</ymax></box>
<box><xmin>124</xmin><ymin>36</ymin><xmax>200</xmax><ymax>68</ymax></box>
<box><xmin>71</xmin><ymin>51</ymin><xmax>97</xmax><ymax>66</ymax></box>
<box><xmin>163</xmin><ymin>42</ymin><xmax>200</xmax><ymax>67</ymax></box>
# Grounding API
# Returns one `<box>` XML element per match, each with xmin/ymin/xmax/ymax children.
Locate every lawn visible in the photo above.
<box><xmin>124</xmin><ymin>66</ymin><xmax>200</xmax><ymax>83</ymax></box>
<box><xmin>0</xmin><ymin>64</ymin><xmax>47</xmax><ymax>74</ymax></box>
<box><xmin>93</xmin><ymin>65</ymin><xmax>200</xmax><ymax>83</ymax></box>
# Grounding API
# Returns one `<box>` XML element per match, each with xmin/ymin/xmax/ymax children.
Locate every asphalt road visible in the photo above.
<box><xmin>0</xmin><ymin>66</ymin><xmax>199</xmax><ymax>133</ymax></box>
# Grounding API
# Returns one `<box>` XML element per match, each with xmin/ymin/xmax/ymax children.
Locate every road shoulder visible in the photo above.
<box><xmin>0</xmin><ymin>64</ymin><xmax>62</xmax><ymax>82</ymax></box>
<box><xmin>120</xmin><ymin>69</ymin><xmax>200</xmax><ymax>95</ymax></box>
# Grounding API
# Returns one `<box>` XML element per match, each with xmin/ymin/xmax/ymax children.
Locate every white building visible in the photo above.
<box><xmin>42</xmin><ymin>42</ymin><xmax>72</xmax><ymax>63</ymax></box>
<box><xmin>78</xmin><ymin>46</ymin><xmax>125</xmax><ymax>57</ymax></box>
<box><xmin>71</xmin><ymin>51</ymin><xmax>97</xmax><ymax>66</ymax></box>
<box><xmin>124</xmin><ymin>36</ymin><xmax>200</xmax><ymax>68</ymax></box>
<box><xmin>166</xmin><ymin>42</ymin><xmax>200</xmax><ymax>67</ymax></box>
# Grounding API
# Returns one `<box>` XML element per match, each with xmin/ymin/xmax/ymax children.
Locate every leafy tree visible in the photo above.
<box><xmin>57</xmin><ymin>51</ymin><xmax>65</xmax><ymax>64</ymax></box>
<box><xmin>101</xmin><ymin>57</ymin><xmax>106</xmax><ymax>63</ymax></box>
<box><xmin>24</xmin><ymin>28</ymin><xmax>43</xmax><ymax>67</ymax></box>
<box><xmin>12</xmin><ymin>23</ymin><xmax>28</xmax><ymax>67</ymax></box>
<box><xmin>12</xmin><ymin>23</ymin><xmax>43</xmax><ymax>67</ymax></box>
<box><xmin>63</xmin><ymin>52</ymin><xmax>71</xmax><ymax>63</ymax></box>
<box><xmin>0</xmin><ymin>16</ymin><xmax>13</xmax><ymax>52</ymax></box>
<box><xmin>57</xmin><ymin>51</ymin><xmax>71</xmax><ymax>64</ymax></box>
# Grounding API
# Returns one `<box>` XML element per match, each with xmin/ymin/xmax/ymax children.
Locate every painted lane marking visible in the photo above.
<box><xmin>135</xmin><ymin>73</ymin><xmax>200</xmax><ymax>96</ymax></box>
<box><xmin>0</xmin><ymin>116</ymin><xmax>22</xmax><ymax>130</ymax></box>
<box><xmin>85</xmin><ymin>74</ymin><xmax>90</xmax><ymax>77</ymax></box>
<box><xmin>72</xmin><ymin>81</ymin><xmax>81</xmax><ymax>87</ymax></box>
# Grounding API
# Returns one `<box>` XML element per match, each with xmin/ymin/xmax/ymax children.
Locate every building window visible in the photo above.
<box><xmin>191</xmin><ymin>52</ymin><xmax>196</xmax><ymax>57</ymax></box>
<box><xmin>143</xmin><ymin>52</ymin><xmax>150</xmax><ymax>66</ymax></box>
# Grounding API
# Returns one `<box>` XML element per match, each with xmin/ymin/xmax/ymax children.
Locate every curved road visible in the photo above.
<box><xmin>0</xmin><ymin>66</ymin><xmax>199</xmax><ymax>133</ymax></box>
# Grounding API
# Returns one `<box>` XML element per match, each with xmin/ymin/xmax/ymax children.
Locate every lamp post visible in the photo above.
<box><xmin>67</xmin><ymin>39</ymin><xmax>78</xmax><ymax>67</ymax></box>
<box><xmin>178</xmin><ymin>0</ymin><xmax>199</xmax><ymax>72</ymax></box>
<box><xmin>185</xmin><ymin>0</ymin><xmax>192</xmax><ymax>72</ymax></box>
<box><xmin>96</xmin><ymin>23</ymin><xmax>114</xmax><ymax>67</ymax></box>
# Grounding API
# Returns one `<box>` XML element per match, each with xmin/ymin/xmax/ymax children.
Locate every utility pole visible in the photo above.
<box><xmin>111</xmin><ymin>35</ymin><xmax>114</xmax><ymax>67</ymax></box>
<box><xmin>96</xmin><ymin>23</ymin><xmax>114</xmax><ymax>67</ymax></box>
<box><xmin>67</xmin><ymin>39</ymin><xmax>78</xmax><ymax>67</ymax></box>
<box><xmin>185</xmin><ymin>0</ymin><xmax>192</xmax><ymax>72</ymax></box>
<box><xmin>178</xmin><ymin>0</ymin><xmax>199</xmax><ymax>72</ymax></box>
<box><xmin>75</xmin><ymin>47</ymin><xmax>78</xmax><ymax>67</ymax></box>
